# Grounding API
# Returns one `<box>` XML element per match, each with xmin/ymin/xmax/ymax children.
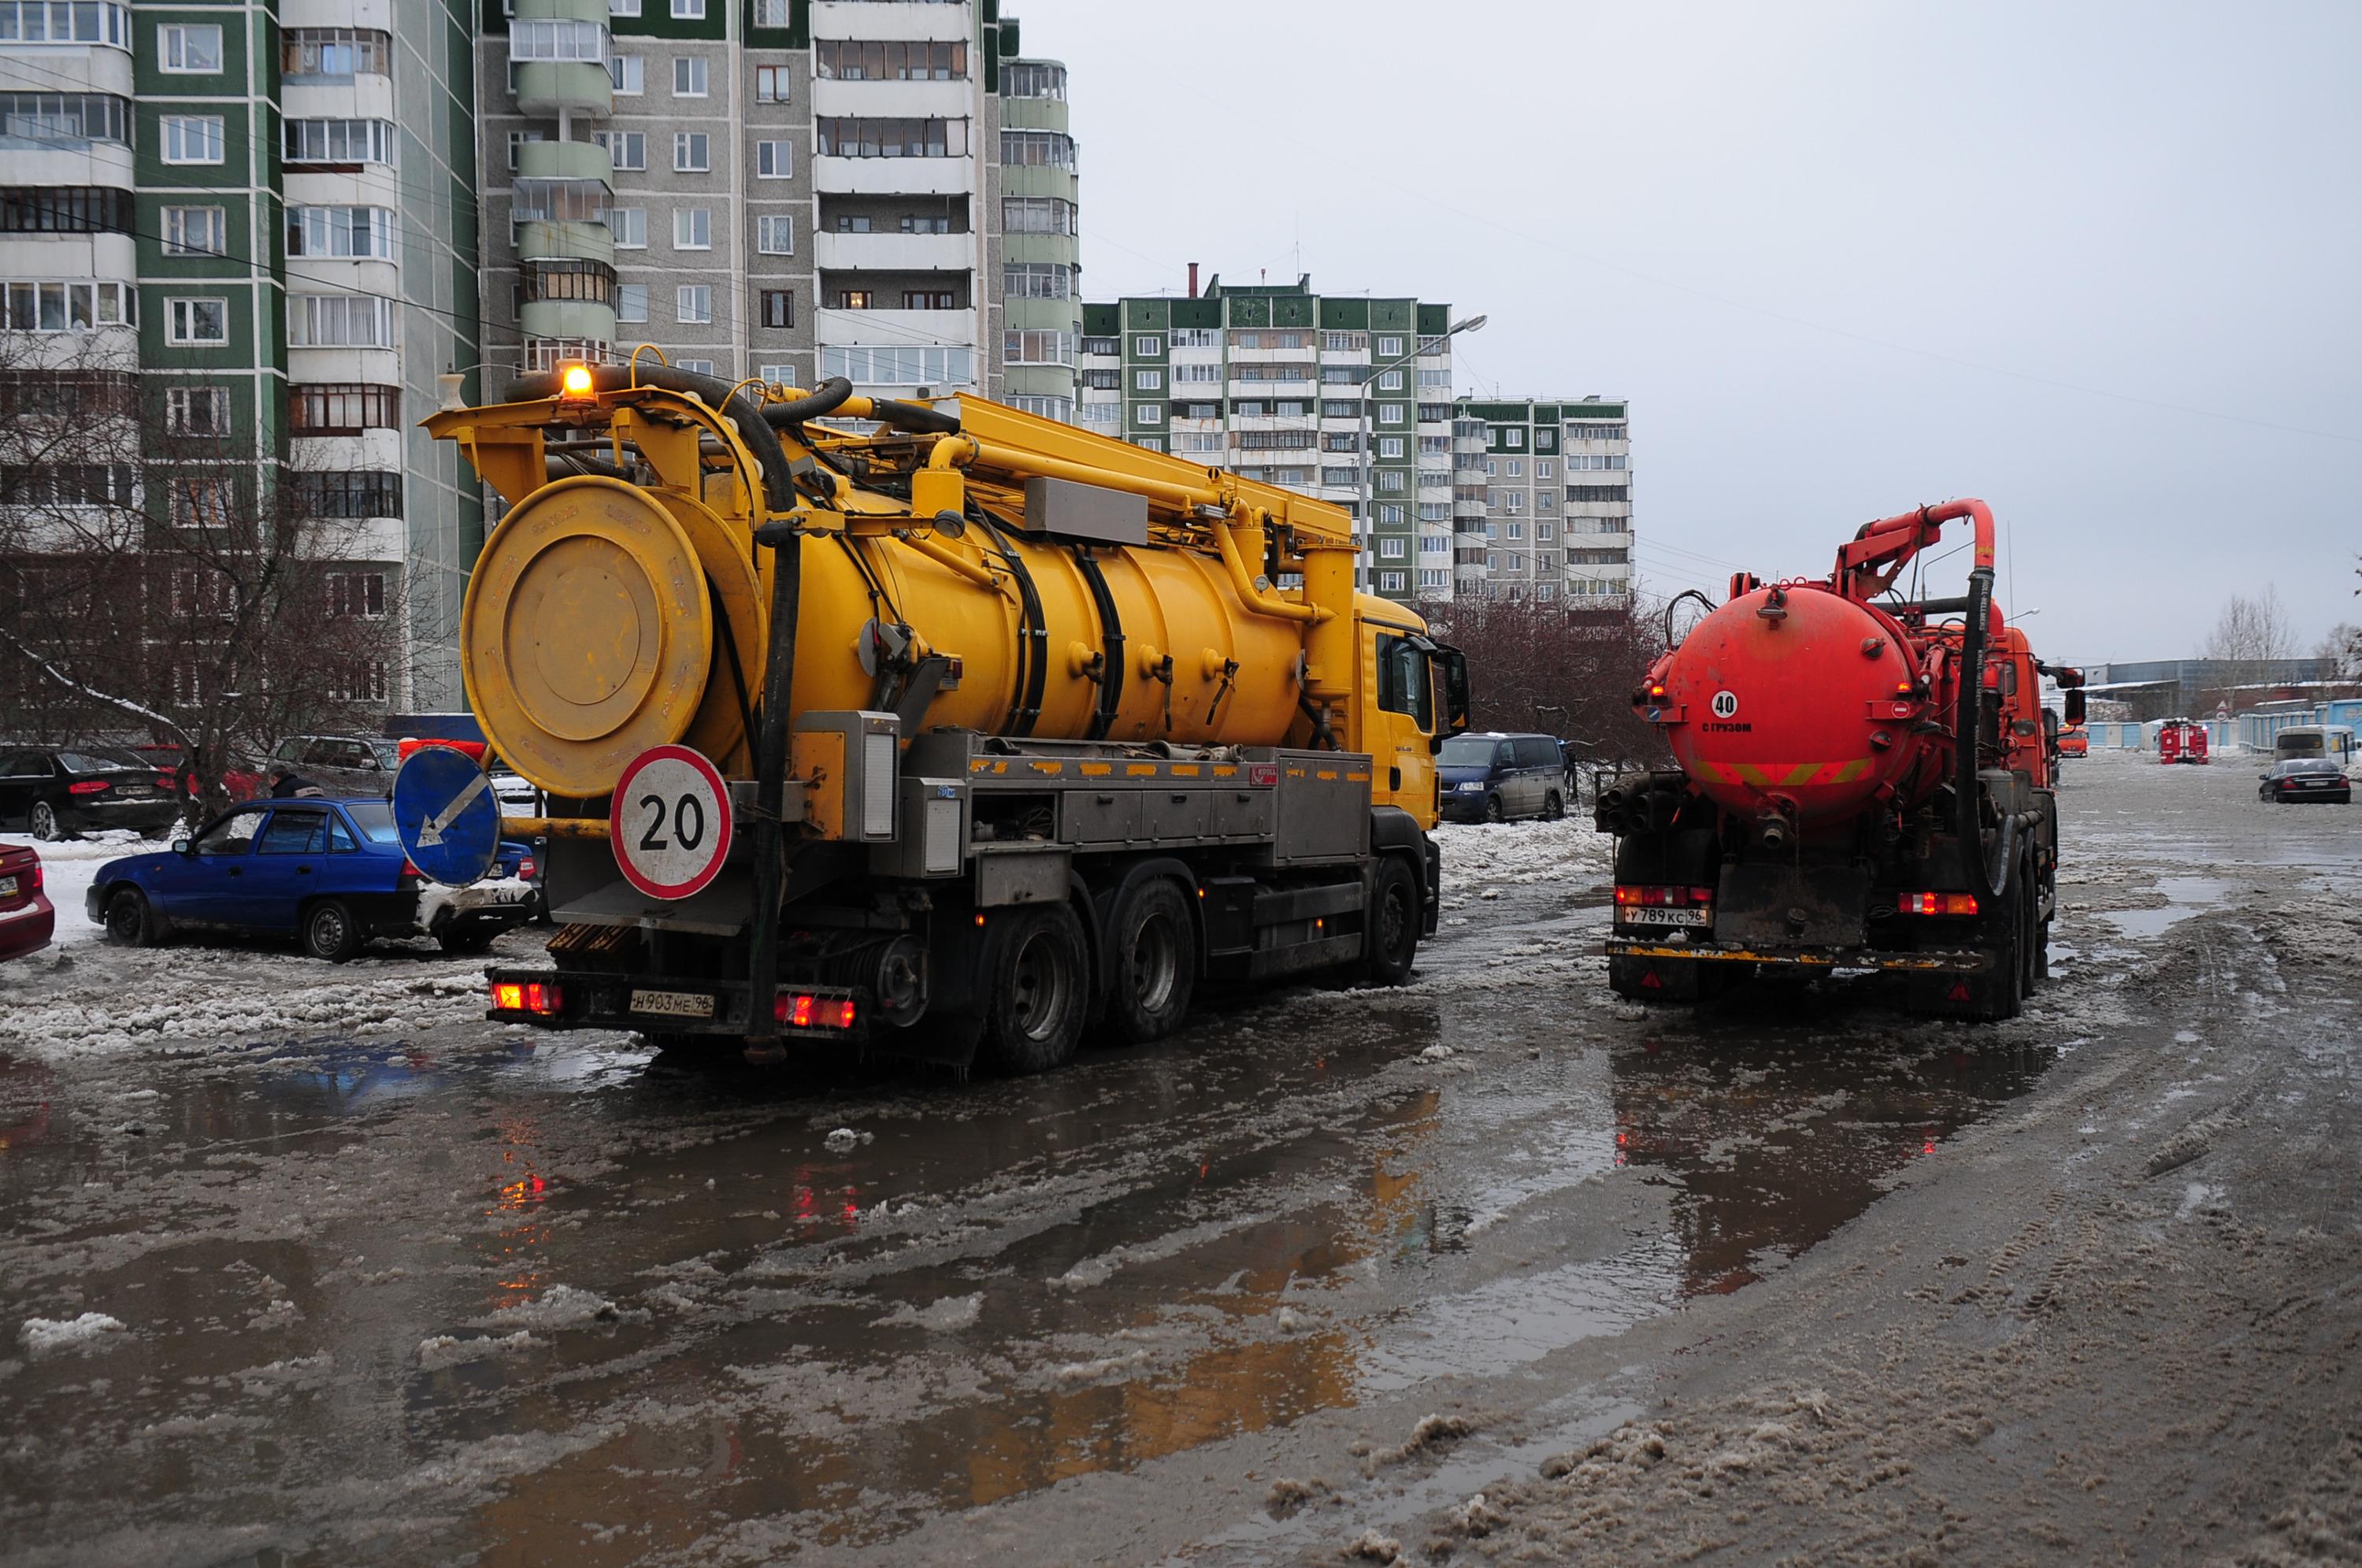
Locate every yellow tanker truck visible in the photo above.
<box><xmin>425</xmin><ymin>362</ymin><xmax>1468</xmax><ymax>1071</ymax></box>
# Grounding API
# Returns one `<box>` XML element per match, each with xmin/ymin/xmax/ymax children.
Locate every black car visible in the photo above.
<box><xmin>0</xmin><ymin>747</ymin><xmax>185</xmax><ymax>840</ymax></box>
<box><xmin>2259</xmin><ymin>758</ymin><xmax>2352</xmax><ymax>804</ymax></box>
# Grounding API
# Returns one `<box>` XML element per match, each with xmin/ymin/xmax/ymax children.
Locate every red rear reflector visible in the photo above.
<box><xmin>401</xmin><ymin>859</ymin><xmax>424</xmax><ymax>880</ymax></box>
<box><xmin>67</xmin><ymin>779</ymin><xmax>109</xmax><ymax>795</ymax></box>
<box><xmin>1639</xmin><ymin>969</ymin><xmax>1663</xmax><ymax>989</ymax></box>
<box><xmin>1897</xmin><ymin>891</ymin><xmax>1978</xmax><ymax>916</ymax></box>
<box><xmin>774</xmin><ymin>993</ymin><xmax>857</xmax><ymax>1030</ymax></box>
<box><xmin>1947</xmin><ymin>981</ymin><xmax>1971</xmax><ymax>1002</ymax></box>
<box><xmin>1615</xmin><ymin>884</ymin><xmax>1715</xmax><ymax>908</ymax></box>
<box><xmin>491</xmin><ymin>980</ymin><xmax>562</xmax><ymax>1014</ymax></box>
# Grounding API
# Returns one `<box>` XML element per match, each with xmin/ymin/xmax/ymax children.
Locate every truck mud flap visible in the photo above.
<box><xmin>1711</xmin><ymin>863</ymin><xmax>1871</xmax><ymax>949</ymax></box>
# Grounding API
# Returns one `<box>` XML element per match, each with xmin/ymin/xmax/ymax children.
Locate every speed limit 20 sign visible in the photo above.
<box><xmin>611</xmin><ymin>743</ymin><xmax>734</xmax><ymax>900</ymax></box>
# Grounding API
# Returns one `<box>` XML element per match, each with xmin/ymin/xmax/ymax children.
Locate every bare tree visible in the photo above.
<box><xmin>2196</xmin><ymin>585</ymin><xmax>2297</xmax><ymax>711</ymax></box>
<box><xmin>1418</xmin><ymin>589</ymin><xmax>1668</xmax><ymax>766</ymax></box>
<box><xmin>0</xmin><ymin>335</ymin><xmax>406</xmax><ymax>823</ymax></box>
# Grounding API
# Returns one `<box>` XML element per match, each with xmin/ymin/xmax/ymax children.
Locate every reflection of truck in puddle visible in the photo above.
<box><xmin>1609</xmin><ymin>1036</ymin><xmax>2054</xmax><ymax>1296</ymax></box>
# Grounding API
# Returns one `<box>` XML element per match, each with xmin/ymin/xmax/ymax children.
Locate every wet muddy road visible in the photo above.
<box><xmin>3</xmin><ymin>755</ymin><xmax>2358</xmax><ymax>1565</ymax></box>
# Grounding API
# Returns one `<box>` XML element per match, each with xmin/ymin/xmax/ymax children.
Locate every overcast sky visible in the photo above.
<box><xmin>1017</xmin><ymin>0</ymin><xmax>2361</xmax><ymax>665</ymax></box>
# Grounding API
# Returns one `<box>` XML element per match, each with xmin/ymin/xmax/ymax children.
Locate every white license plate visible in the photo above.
<box><xmin>1626</xmin><ymin>906</ymin><xmax>1711</xmax><ymax>927</ymax></box>
<box><xmin>0</xmin><ymin>875</ymin><xmax>15</xmax><ymax>898</ymax></box>
<box><xmin>631</xmin><ymin>988</ymin><xmax>714</xmax><ymax>1019</ymax></box>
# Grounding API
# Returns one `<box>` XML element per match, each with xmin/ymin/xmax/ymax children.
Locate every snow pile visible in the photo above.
<box><xmin>0</xmin><ymin>962</ymin><xmax>491</xmax><ymax>1061</ymax></box>
<box><xmin>20</xmin><ymin>1312</ymin><xmax>126</xmax><ymax>1355</ymax></box>
<box><xmin>0</xmin><ymin>831</ymin><xmax>171</xmax><ymax>947</ymax></box>
<box><xmin>822</xmin><ymin>1127</ymin><xmax>873</xmax><ymax>1153</ymax></box>
<box><xmin>869</xmin><ymin>1292</ymin><xmax>982</xmax><ymax>1332</ymax></box>
<box><xmin>1433</xmin><ymin>818</ymin><xmax>1612</xmax><ymax>898</ymax></box>
<box><xmin>482</xmin><ymin>1284</ymin><xmax>618</xmax><ymax>1331</ymax></box>
<box><xmin>416</xmin><ymin>875</ymin><xmax>532</xmax><ymax>930</ymax></box>
<box><xmin>419</xmin><ymin>1331</ymin><xmax>543</xmax><ymax>1370</ymax></box>
<box><xmin>2251</xmin><ymin>891</ymin><xmax>2362</xmax><ymax>968</ymax></box>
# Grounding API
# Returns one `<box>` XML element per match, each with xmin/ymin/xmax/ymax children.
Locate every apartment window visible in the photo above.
<box><xmin>1378</xmin><ymin>436</ymin><xmax>1404</xmax><ymax>458</ymax></box>
<box><xmin>1378</xmin><ymin>537</ymin><xmax>1407</xmax><ymax>561</ymax></box>
<box><xmin>1001</xmin><ymin>197</ymin><xmax>1076</xmax><ymax>234</ymax></box>
<box><xmin>1084</xmin><ymin>369</ymin><xmax>1118</xmax><ymax>390</ymax></box>
<box><xmin>755</xmin><ymin>213</ymin><xmax>794</xmax><ymax>254</ymax></box>
<box><xmin>161</xmin><ymin>114</ymin><xmax>224</xmax><ymax>165</ymax></box>
<box><xmin>1322</xmin><ymin>331</ymin><xmax>1364</xmax><ymax>352</ymax></box>
<box><xmin>755</xmin><ymin>139</ymin><xmax>791</xmax><ymax>177</ymax></box>
<box><xmin>1003</xmin><ymin>60</ymin><xmax>1064</xmax><ymax>98</ymax></box>
<box><xmin>1507</xmin><ymin>521</ymin><xmax>1524</xmax><ymax>540</ymax></box>
<box><xmin>1537</xmin><ymin>522</ymin><xmax>1556</xmax><ymax>540</ymax></box>
<box><xmin>1504</xmin><ymin>428</ymin><xmax>1525</xmax><ymax>449</ymax></box>
<box><xmin>999</xmin><ymin>130</ymin><xmax>1077</xmax><ymax>169</ymax></box>
<box><xmin>1538</xmin><ymin>492</ymin><xmax>1556</xmax><ymax>511</ymax></box>
<box><xmin>1379</xmin><ymin>572</ymin><xmax>1407</xmax><ymax>594</ymax></box>
<box><xmin>1134</xmin><ymin>403</ymin><xmax>1163</xmax><ymax>426</ymax></box>
<box><xmin>1506</xmin><ymin>493</ymin><xmax>1526</xmax><ymax>513</ymax></box>
<box><xmin>671</xmin><ymin>0</ymin><xmax>703</xmax><ymax>17</ymax></box>
<box><xmin>1007</xmin><ymin>330</ymin><xmax>1076</xmax><ymax>366</ymax></box>
<box><xmin>901</xmin><ymin>213</ymin><xmax>951</xmax><ymax>233</ymax></box>
<box><xmin>511</xmin><ymin>18</ymin><xmax>606</xmax><ymax>60</ymax></box>
<box><xmin>289</xmin><ymin>293</ymin><xmax>395</xmax><ymax>347</ymax></box>
<box><xmin>836</xmin><ymin>289</ymin><xmax>875</xmax><ymax>310</ymax></box>
<box><xmin>817</xmin><ymin>117</ymin><xmax>968</xmax><ymax>158</ymax></box>
<box><xmin>330</xmin><ymin>661</ymin><xmax>388</xmax><ymax>703</ymax></box>
<box><xmin>1</xmin><ymin>280</ymin><xmax>131</xmax><ymax>332</ymax></box>
<box><xmin>607</xmin><ymin>53</ymin><xmax>641</xmax><ymax>93</ymax></box>
<box><xmin>676</xmin><ymin>285</ymin><xmax>711</xmax><ymax>324</ymax></box>
<box><xmin>673</xmin><ymin>207</ymin><xmax>710</xmax><ymax>249</ymax></box>
<box><xmin>325</xmin><ymin>571</ymin><xmax>386</xmax><ymax>619</ymax></box>
<box><xmin>1081</xmin><ymin>335</ymin><xmax>1118</xmax><ymax>355</ymax></box>
<box><xmin>755</xmin><ymin>65</ymin><xmax>788</xmax><ymax>102</ymax></box>
<box><xmin>164</xmin><ymin>386</ymin><xmax>228</xmax><ymax>436</ymax></box>
<box><xmin>816</xmin><ymin>39</ymin><xmax>966</xmax><ymax>80</ymax></box>
<box><xmin>282</xmin><ymin>27</ymin><xmax>390</xmax><ymax>77</ymax></box>
<box><xmin>293</xmin><ymin>470</ymin><xmax>402</xmax><ymax>518</ymax></box>
<box><xmin>1377</xmin><ymin>470</ymin><xmax>1407</xmax><ymax>493</ymax></box>
<box><xmin>1172</xmin><ymin>362</ymin><xmax>1221</xmax><ymax>383</ymax></box>
<box><xmin>1133</xmin><ymin>437</ymin><xmax>1166</xmax><ymax>453</ymax></box>
<box><xmin>1567</xmin><ymin>486</ymin><xmax>1631</xmax><ymax>503</ymax></box>
<box><xmin>158</xmin><ymin>22</ymin><xmax>221</xmax><ymax>71</ymax></box>
<box><xmin>287</xmin><ymin>206</ymin><xmax>398</xmax><ymax>260</ymax></box>
<box><xmin>1536</xmin><ymin>460</ymin><xmax>1554</xmax><ymax>480</ymax></box>
<box><xmin>505</xmin><ymin>129</ymin><xmax>544</xmax><ymax>169</ymax></box>
<box><xmin>601</xmin><ymin>207</ymin><xmax>646</xmax><ymax>247</ymax></box>
<box><xmin>903</xmin><ymin>290</ymin><xmax>953</xmax><ymax>310</ymax></box>
<box><xmin>1377</xmin><ymin>403</ymin><xmax>1406</xmax><ymax>425</ymax></box>
<box><xmin>610</xmin><ymin>0</ymin><xmax>640</xmax><ymax>13</ymax></box>
<box><xmin>821</xmin><ymin>345</ymin><xmax>976</xmax><ymax>387</ymax></box>
<box><xmin>161</xmin><ymin>204</ymin><xmax>225</xmax><ymax>256</ymax></box>
<box><xmin>165</xmin><ymin>296</ymin><xmax>228</xmax><ymax>346</ymax></box>
<box><xmin>757</xmin><ymin>361</ymin><xmax>795</xmax><ymax>384</ymax></box>
<box><xmin>615</xmin><ymin>283</ymin><xmax>647</xmax><ymax>322</ymax></box>
<box><xmin>289</xmin><ymin>383</ymin><xmax>399</xmax><ymax>434</ymax></box>
<box><xmin>0</xmin><ymin>3</ymin><xmax>130</xmax><ymax>46</ymax></box>
<box><xmin>672</xmin><ymin>56</ymin><xmax>706</xmax><ymax>96</ymax></box>
<box><xmin>760</xmin><ymin>289</ymin><xmax>792</xmax><ymax>328</ymax></box>
<box><xmin>673</xmin><ymin>131</ymin><xmax>710</xmax><ymax>170</ymax></box>
<box><xmin>751</xmin><ymin>0</ymin><xmax>788</xmax><ymax>22</ymax></box>
<box><xmin>1321</xmin><ymin>399</ymin><xmax>1356</xmax><ymax>418</ymax></box>
<box><xmin>1003</xmin><ymin>261</ymin><xmax>1072</xmax><ymax>300</ymax></box>
<box><xmin>284</xmin><ymin>118</ymin><xmax>395</xmax><ymax>166</ymax></box>
<box><xmin>1133</xmin><ymin>368</ymin><xmax>1162</xmax><ymax>391</ymax></box>
<box><xmin>597</xmin><ymin>130</ymin><xmax>645</xmax><ymax>169</ymax></box>
<box><xmin>1132</xmin><ymin>335</ymin><xmax>1162</xmax><ymax>357</ymax></box>
<box><xmin>1375</xmin><ymin>369</ymin><xmax>1403</xmax><ymax>391</ymax></box>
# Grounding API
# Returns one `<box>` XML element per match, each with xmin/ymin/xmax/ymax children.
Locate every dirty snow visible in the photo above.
<box><xmin>480</xmin><ymin>1284</ymin><xmax>619</xmax><ymax>1331</ymax></box>
<box><xmin>1432</xmin><ymin>818</ymin><xmax>1611</xmax><ymax>897</ymax></box>
<box><xmin>0</xmin><ymin>831</ymin><xmax>170</xmax><ymax>947</ymax></box>
<box><xmin>20</xmin><ymin>1312</ymin><xmax>126</xmax><ymax>1355</ymax></box>
<box><xmin>869</xmin><ymin>1293</ymin><xmax>982</xmax><ymax>1332</ymax></box>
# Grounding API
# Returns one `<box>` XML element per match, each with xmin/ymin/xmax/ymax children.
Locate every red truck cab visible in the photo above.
<box><xmin>2158</xmin><ymin>719</ymin><xmax>2209</xmax><ymax>764</ymax></box>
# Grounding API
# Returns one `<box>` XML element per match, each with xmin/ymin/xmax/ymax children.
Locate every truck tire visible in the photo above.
<box><xmin>1363</xmin><ymin>854</ymin><xmax>1422</xmax><ymax>986</ymax></box>
<box><xmin>977</xmin><ymin>903</ymin><xmax>1089</xmax><ymax>1075</ymax></box>
<box><xmin>1105</xmin><ymin>878</ymin><xmax>1196</xmax><ymax>1045</ymax></box>
<box><xmin>1965</xmin><ymin>873</ymin><xmax>2024</xmax><ymax>1022</ymax></box>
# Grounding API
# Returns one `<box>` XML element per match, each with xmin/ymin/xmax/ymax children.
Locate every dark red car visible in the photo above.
<box><xmin>0</xmin><ymin>841</ymin><xmax>56</xmax><ymax>961</ymax></box>
<box><xmin>131</xmin><ymin>743</ymin><xmax>266</xmax><ymax>804</ymax></box>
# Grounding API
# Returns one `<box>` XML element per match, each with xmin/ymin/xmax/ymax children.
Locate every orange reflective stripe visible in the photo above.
<box><xmin>1700</xmin><ymin>758</ymin><xmax>1876</xmax><ymax>786</ymax></box>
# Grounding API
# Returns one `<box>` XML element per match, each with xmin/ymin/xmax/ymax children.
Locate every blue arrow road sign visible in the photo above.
<box><xmin>393</xmin><ymin>744</ymin><xmax>502</xmax><ymax>887</ymax></box>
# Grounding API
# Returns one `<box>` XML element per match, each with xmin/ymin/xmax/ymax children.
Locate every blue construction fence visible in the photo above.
<box><xmin>2083</xmin><ymin>699</ymin><xmax>2361</xmax><ymax>755</ymax></box>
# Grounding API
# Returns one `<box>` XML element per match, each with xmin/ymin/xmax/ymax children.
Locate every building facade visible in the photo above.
<box><xmin>1078</xmin><ymin>275</ymin><xmax>1459</xmax><ymax>603</ymax></box>
<box><xmin>473</xmin><ymin>0</ymin><xmax>1060</xmax><ymax>408</ymax></box>
<box><xmin>1453</xmin><ymin>397</ymin><xmax>1633</xmax><ymax>609</ymax></box>
<box><xmin>2</xmin><ymin>0</ymin><xmax>484</xmax><ymax>707</ymax></box>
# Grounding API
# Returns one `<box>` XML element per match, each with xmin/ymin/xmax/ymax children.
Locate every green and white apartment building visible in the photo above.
<box><xmin>472</xmin><ymin>0</ymin><xmax>1080</xmax><ymax>417</ymax></box>
<box><xmin>0</xmin><ymin>0</ymin><xmax>486</xmax><ymax>704</ymax></box>
<box><xmin>1076</xmin><ymin>276</ymin><xmax>1636</xmax><ymax>607</ymax></box>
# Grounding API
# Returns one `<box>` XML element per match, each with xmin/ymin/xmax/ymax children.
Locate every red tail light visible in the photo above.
<box><xmin>1897</xmin><ymin>891</ymin><xmax>1979</xmax><ymax>916</ymax></box>
<box><xmin>517</xmin><ymin>855</ymin><xmax>536</xmax><ymax>880</ymax></box>
<box><xmin>491</xmin><ymin>979</ymin><xmax>563</xmax><ymax>1015</ymax></box>
<box><xmin>400</xmin><ymin>858</ymin><xmax>423</xmax><ymax>880</ymax></box>
<box><xmin>1614</xmin><ymin>884</ymin><xmax>1715</xmax><ymax>907</ymax></box>
<box><xmin>775</xmin><ymin>992</ymin><xmax>857</xmax><ymax>1030</ymax></box>
<box><xmin>67</xmin><ymin>779</ymin><xmax>109</xmax><ymax>795</ymax></box>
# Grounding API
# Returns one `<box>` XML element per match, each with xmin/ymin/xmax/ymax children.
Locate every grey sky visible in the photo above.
<box><xmin>1018</xmin><ymin>0</ymin><xmax>2361</xmax><ymax>664</ymax></box>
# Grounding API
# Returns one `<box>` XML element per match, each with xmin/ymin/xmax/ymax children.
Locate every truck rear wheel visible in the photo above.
<box><xmin>1106</xmin><ymin>878</ymin><xmax>1196</xmax><ymax>1045</ymax></box>
<box><xmin>1363</xmin><ymin>855</ymin><xmax>1421</xmax><ymax>986</ymax></box>
<box><xmin>977</xmin><ymin>903</ymin><xmax>1089</xmax><ymax>1075</ymax></box>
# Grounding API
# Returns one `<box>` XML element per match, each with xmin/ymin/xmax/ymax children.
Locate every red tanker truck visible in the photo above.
<box><xmin>1598</xmin><ymin>499</ymin><xmax>2082</xmax><ymax>1021</ymax></box>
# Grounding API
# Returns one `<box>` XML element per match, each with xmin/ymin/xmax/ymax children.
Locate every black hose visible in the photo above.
<box><xmin>861</xmin><ymin>398</ymin><xmax>961</xmax><ymax>436</ymax></box>
<box><xmin>758</xmin><ymin>376</ymin><xmax>856</xmax><ymax>428</ymax></box>
<box><xmin>544</xmin><ymin>451</ymin><xmax>629</xmax><ymax>480</ymax></box>
<box><xmin>1959</xmin><ymin>564</ymin><xmax>2001</xmax><ymax>902</ymax></box>
<box><xmin>512</xmin><ymin>362</ymin><xmax>799</xmax><ymax>518</ymax></box>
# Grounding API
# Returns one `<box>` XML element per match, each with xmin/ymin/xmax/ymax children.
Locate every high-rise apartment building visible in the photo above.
<box><xmin>476</xmin><ymin>0</ymin><xmax>1070</xmax><ymax>412</ymax></box>
<box><xmin>1078</xmin><ymin>275</ymin><xmax>1460</xmax><ymax>604</ymax></box>
<box><xmin>1454</xmin><ymin>397</ymin><xmax>1633</xmax><ymax>610</ymax></box>
<box><xmin>1</xmin><ymin>0</ymin><xmax>484</xmax><ymax>706</ymax></box>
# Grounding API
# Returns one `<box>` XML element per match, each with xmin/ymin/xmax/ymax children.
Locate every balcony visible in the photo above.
<box><xmin>811</xmin><ymin>228</ymin><xmax>971</xmax><ymax>272</ymax></box>
<box><xmin>517</xmin><ymin>218</ymin><xmax>614</xmax><ymax>266</ymax></box>
<box><xmin>513</xmin><ymin>61</ymin><xmax>610</xmax><ymax>119</ymax></box>
<box><xmin>516</xmin><ymin>137</ymin><xmax>611</xmax><ymax>187</ymax></box>
<box><xmin>810</xmin><ymin>78</ymin><xmax>971</xmax><ymax>120</ymax></box>
<box><xmin>812</xmin><ymin>155</ymin><xmax>973</xmax><ymax>198</ymax></box>
<box><xmin>814</xmin><ymin>306</ymin><xmax>977</xmax><ymax>354</ymax></box>
<box><xmin>810</xmin><ymin>0</ymin><xmax>969</xmax><ymax>42</ymax></box>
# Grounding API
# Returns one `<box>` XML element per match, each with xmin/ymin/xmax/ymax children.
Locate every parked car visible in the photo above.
<box><xmin>2259</xmin><ymin>758</ymin><xmax>2352</xmax><ymax>804</ymax></box>
<box><xmin>130</xmin><ymin>743</ymin><xmax>266</xmax><ymax>804</ymax></box>
<box><xmin>0</xmin><ymin>747</ymin><xmax>185</xmax><ymax>840</ymax></box>
<box><xmin>0</xmin><ymin>841</ymin><xmax>55</xmax><ymax>962</ymax></box>
<box><xmin>264</xmin><ymin>736</ymin><xmax>403</xmax><ymax>798</ymax></box>
<box><xmin>86</xmin><ymin>797</ymin><xmax>536</xmax><ymax>961</ymax></box>
<box><xmin>1438</xmin><ymin>732</ymin><xmax>1570</xmax><ymax>823</ymax></box>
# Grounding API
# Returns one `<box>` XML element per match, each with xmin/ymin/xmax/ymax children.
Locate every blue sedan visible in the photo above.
<box><xmin>87</xmin><ymin>798</ymin><xmax>533</xmax><ymax>962</ymax></box>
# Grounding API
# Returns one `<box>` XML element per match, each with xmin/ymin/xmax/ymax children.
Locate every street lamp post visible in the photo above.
<box><xmin>1355</xmin><ymin>313</ymin><xmax>1485</xmax><ymax>596</ymax></box>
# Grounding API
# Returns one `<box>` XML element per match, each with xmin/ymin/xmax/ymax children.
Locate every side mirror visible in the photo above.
<box><xmin>172</xmin><ymin>840</ymin><xmax>192</xmax><ymax>855</ymax></box>
<box><xmin>2064</xmin><ymin>691</ymin><xmax>2086</xmax><ymax>725</ymax></box>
